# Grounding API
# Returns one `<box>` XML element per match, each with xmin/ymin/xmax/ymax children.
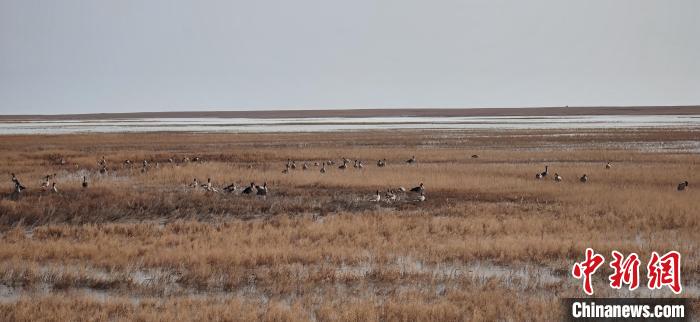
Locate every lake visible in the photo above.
<box><xmin>1</xmin><ymin>115</ymin><xmax>699</xmax><ymax>134</ymax></box>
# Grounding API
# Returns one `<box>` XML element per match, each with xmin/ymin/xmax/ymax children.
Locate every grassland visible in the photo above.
<box><xmin>0</xmin><ymin>128</ymin><xmax>698</xmax><ymax>321</ymax></box>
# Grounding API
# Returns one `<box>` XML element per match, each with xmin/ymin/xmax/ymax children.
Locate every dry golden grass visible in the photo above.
<box><xmin>0</xmin><ymin>129</ymin><xmax>698</xmax><ymax>321</ymax></box>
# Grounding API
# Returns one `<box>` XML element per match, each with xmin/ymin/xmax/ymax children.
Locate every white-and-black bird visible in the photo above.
<box><xmin>320</xmin><ymin>163</ymin><xmax>326</xmax><ymax>173</ymax></box>
<box><xmin>223</xmin><ymin>182</ymin><xmax>237</xmax><ymax>193</ymax></box>
<box><xmin>11</xmin><ymin>173</ymin><xmax>26</xmax><ymax>192</ymax></box>
<box><xmin>385</xmin><ymin>189</ymin><xmax>397</xmax><ymax>201</ymax></box>
<box><xmin>537</xmin><ymin>165</ymin><xmax>549</xmax><ymax>179</ymax></box>
<box><xmin>201</xmin><ymin>178</ymin><xmax>213</xmax><ymax>191</ymax></box>
<box><xmin>256</xmin><ymin>182</ymin><xmax>268</xmax><ymax>196</ymax></box>
<box><xmin>678</xmin><ymin>181</ymin><xmax>689</xmax><ymax>191</ymax></box>
<box><xmin>605</xmin><ymin>162</ymin><xmax>612</xmax><ymax>169</ymax></box>
<box><xmin>370</xmin><ymin>190</ymin><xmax>381</xmax><ymax>202</ymax></box>
<box><xmin>50</xmin><ymin>182</ymin><xmax>58</xmax><ymax>193</ymax></box>
<box><xmin>410</xmin><ymin>183</ymin><xmax>424</xmax><ymax>193</ymax></box>
<box><xmin>579</xmin><ymin>174</ymin><xmax>588</xmax><ymax>183</ymax></box>
<box><xmin>242</xmin><ymin>182</ymin><xmax>256</xmax><ymax>195</ymax></box>
<box><xmin>82</xmin><ymin>176</ymin><xmax>88</xmax><ymax>188</ymax></box>
<box><xmin>41</xmin><ymin>175</ymin><xmax>51</xmax><ymax>190</ymax></box>
<box><xmin>406</xmin><ymin>156</ymin><xmax>416</xmax><ymax>164</ymax></box>
<box><xmin>554</xmin><ymin>173</ymin><xmax>562</xmax><ymax>182</ymax></box>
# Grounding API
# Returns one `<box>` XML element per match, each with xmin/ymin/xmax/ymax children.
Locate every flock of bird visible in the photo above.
<box><xmin>533</xmin><ymin>161</ymin><xmax>689</xmax><ymax>191</ymax></box>
<box><xmin>7</xmin><ymin>156</ymin><xmax>691</xmax><ymax>201</ymax></box>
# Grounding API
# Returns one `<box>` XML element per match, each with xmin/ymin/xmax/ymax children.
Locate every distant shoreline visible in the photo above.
<box><xmin>1</xmin><ymin>106</ymin><xmax>700</xmax><ymax>121</ymax></box>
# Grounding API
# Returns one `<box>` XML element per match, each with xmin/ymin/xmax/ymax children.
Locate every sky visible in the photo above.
<box><xmin>1</xmin><ymin>0</ymin><xmax>699</xmax><ymax>115</ymax></box>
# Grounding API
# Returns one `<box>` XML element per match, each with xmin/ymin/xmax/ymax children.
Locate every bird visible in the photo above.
<box><xmin>320</xmin><ymin>163</ymin><xmax>326</xmax><ymax>173</ymax></box>
<box><xmin>554</xmin><ymin>173</ymin><xmax>562</xmax><ymax>182</ymax></box>
<box><xmin>357</xmin><ymin>161</ymin><xmax>364</xmax><ymax>169</ymax></box>
<box><xmin>579</xmin><ymin>174</ymin><xmax>588</xmax><ymax>183</ymax></box>
<box><xmin>50</xmin><ymin>182</ymin><xmax>58</xmax><ymax>193</ymax></box>
<box><xmin>290</xmin><ymin>161</ymin><xmax>297</xmax><ymax>170</ymax></box>
<box><xmin>242</xmin><ymin>182</ymin><xmax>256</xmax><ymax>195</ymax></box>
<box><xmin>41</xmin><ymin>175</ymin><xmax>51</xmax><ymax>190</ymax></box>
<box><xmin>256</xmin><ymin>182</ymin><xmax>268</xmax><ymax>196</ymax></box>
<box><xmin>11</xmin><ymin>174</ymin><xmax>26</xmax><ymax>191</ymax></box>
<box><xmin>471</xmin><ymin>154</ymin><xmax>479</xmax><ymax>159</ymax></box>
<box><xmin>605</xmin><ymin>162</ymin><xmax>612</xmax><ymax>169</ymax></box>
<box><xmin>377</xmin><ymin>159</ymin><xmax>386</xmax><ymax>167</ymax></box>
<box><xmin>82</xmin><ymin>176</ymin><xmax>88</xmax><ymax>188</ymax></box>
<box><xmin>414</xmin><ymin>192</ymin><xmax>426</xmax><ymax>202</ymax></box>
<box><xmin>385</xmin><ymin>189</ymin><xmax>397</xmax><ymax>201</ymax></box>
<box><xmin>535</xmin><ymin>173</ymin><xmax>543</xmax><ymax>180</ymax></box>
<box><xmin>189</xmin><ymin>178</ymin><xmax>199</xmax><ymax>188</ymax></box>
<box><xmin>540</xmin><ymin>166</ymin><xmax>549</xmax><ymax>178</ymax></box>
<box><xmin>353</xmin><ymin>160</ymin><xmax>359</xmax><ymax>169</ymax></box>
<box><xmin>303</xmin><ymin>162</ymin><xmax>309</xmax><ymax>170</ymax></box>
<box><xmin>397</xmin><ymin>187</ymin><xmax>407</xmax><ymax>192</ymax></box>
<box><xmin>410</xmin><ymin>183</ymin><xmax>424</xmax><ymax>193</ymax></box>
<box><xmin>282</xmin><ymin>163</ymin><xmax>290</xmax><ymax>174</ymax></box>
<box><xmin>99</xmin><ymin>166</ymin><xmax>108</xmax><ymax>175</ymax></box>
<box><xmin>406</xmin><ymin>156</ymin><xmax>416</xmax><ymax>164</ymax></box>
<box><xmin>369</xmin><ymin>190</ymin><xmax>381</xmax><ymax>202</ymax></box>
<box><xmin>11</xmin><ymin>174</ymin><xmax>26</xmax><ymax>193</ymax></box>
<box><xmin>338</xmin><ymin>160</ymin><xmax>348</xmax><ymax>170</ymax></box>
<box><xmin>201</xmin><ymin>178</ymin><xmax>213</xmax><ymax>191</ymax></box>
<box><xmin>678</xmin><ymin>181</ymin><xmax>689</xmax><ymax>191</ymax></box>
<box><xmin>223</xmin><ymin>182</ymin><xmax>237</xmax><ymax>193</ymax></box>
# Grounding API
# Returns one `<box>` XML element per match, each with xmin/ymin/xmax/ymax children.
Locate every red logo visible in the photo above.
<box><xmin>647</xmin><ymin>251</ymin><xmax>682</xmax><ymax>294</ymax></box>
<box><xmin>572</xmin><ymin>249</ymin><xmax>682</xmax><ymax>295</ymax></box>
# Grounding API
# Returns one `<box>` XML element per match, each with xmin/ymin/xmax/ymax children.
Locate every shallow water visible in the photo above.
<box><xmin>1</xmin><ymin>115</ymin><xmax>699</xmax><ymax>134</ymax></box>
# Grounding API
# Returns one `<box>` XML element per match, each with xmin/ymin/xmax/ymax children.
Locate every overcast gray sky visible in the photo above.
<box><xmin>1</xmin><ymin>0</ymin><xmax>698</xmax><ymax>114</ymax></box>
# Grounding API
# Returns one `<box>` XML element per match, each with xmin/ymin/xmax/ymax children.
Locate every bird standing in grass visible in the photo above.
<box><xmin>385</xmin><ymin>189</ymin><xmax>397</xmax><ymax>202</ymax></box>
<box><xmin>605</xmin><ymin>162</ymin><xmax>612</xmax><ymax>169</ymax></box>
<box><xmin>82</xmin><ymin>176</ymin><xmax>88</xmax><ymax>188</ymax></box>
<box><xmin>256</xmin><ymin>182</ymin><xmax>268</xmax><ymax>196</ymax></box>
<box><xmin>11</xmin><ymin>173</ymin><xmax>26</xmax><ymax>193</ymax></box>
<box><xmin>320</xmin><ymin>163</ymin><xmax>326</xmax><ymax>173</ymax></box>
<box><xmin>50</xmin><ymin>182</ymin><xmax>58</xmax><ymax>193</ymax></box>
<box><xmin>579</xmin><ymin>174</ymin><xmax>588</xmax><ymax>183</ymax></box>
<box><xmin>410</xmin><ymin>183</ymin><xmax>425</xmax><ymax>194</ymax></box>
<box><xmin>370</xmin><ymin>190</ymin><xmax>381</xmax><ymax>202</ymax></box>
<box><xmin>406</xmin><ymin>156</ymin><xmax>416</xmax><ymax>164</ymax></box>
<box><xmin>242</xmin><ymin>182</ymin><xmax>256</xmax><ymax>195</ymax></box>
<box><xmin>223</xmin><ymin>182</ymin><xmax>237</xmax><ymax>193</ymax></box>
<box><xmin>41</xmin><ymin>175</ymin><xmax>51</xmax><ymax>190</ymax></box>
<box><xmin>338</xmin><ymin>160</ymin><xmax>348</xmax><ymax>170</ymax></box>
<box><xmin>201</xmin><ymin>178</ymin><xmax>213</xmax><ymax>191</ymax></box>
<box><xmin>189</xmin><ymin>178</ymin><xmax>199</xmax><ymax>189</ymax></box>
<box><xmin>678</xmin><ymin>181</ymin><xmax>689</xmax><ymax>191</ymax></box>
<box><xmin>554</xmin><ymin>173</ymin><xmax>562</xmax><ymax>182</ymax></box>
